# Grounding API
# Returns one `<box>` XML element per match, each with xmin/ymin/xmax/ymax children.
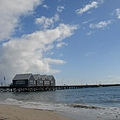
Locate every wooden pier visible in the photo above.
<box><xmin>0</xmin><ymin>84</ymin><xmax>120</xmax><ymax>92</ymax></box>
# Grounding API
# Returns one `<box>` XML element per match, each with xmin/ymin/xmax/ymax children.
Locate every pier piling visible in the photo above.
<box><xmin>0</xmin><ymin>84</ymin><xmax>120</xmax><ymax>92</ymax></box>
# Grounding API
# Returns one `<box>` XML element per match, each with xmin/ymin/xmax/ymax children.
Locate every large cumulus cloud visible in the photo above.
<box><xmin>0</xmin><ymin>0</ymin><xmax>77</xmax><ymax>83</ymax></box>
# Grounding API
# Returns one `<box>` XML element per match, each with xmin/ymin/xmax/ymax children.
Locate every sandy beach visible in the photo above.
<box><xmin>0</xmin><ymin>104</ymin><xmax>120</xmax><ymax>120</ymax></box>
<box><xmin>0</xmin><ymin>104</ymin><xmax>72</xmax><ymax>120</ymax></box>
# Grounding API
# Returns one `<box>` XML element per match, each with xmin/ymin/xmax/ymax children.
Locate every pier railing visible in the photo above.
<box><xmin>0</xmin><ymin>84</ymin><xmax>120</xmax><ymax>92</ymax></box>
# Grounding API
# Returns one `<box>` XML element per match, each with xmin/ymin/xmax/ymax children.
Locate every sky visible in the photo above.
<box><xmin>0</xmin><ymin>0</ymin><xmax>120</xmax><ymax>85</ymax></box>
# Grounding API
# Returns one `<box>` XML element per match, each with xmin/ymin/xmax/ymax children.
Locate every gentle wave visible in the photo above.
<box><xmin>4</xmin><ymin>98</ymin><xmax>68</xmax><ymax>111</ymax></box>
<box><xmin>5</xmin><ymin>98</ymin><xmax>24</xmax><ymax>105</ymax></box>
<box><xmin>69</xmin><ymin>104</ymin><xmax>105</xmax><ymax>109</ymax></box>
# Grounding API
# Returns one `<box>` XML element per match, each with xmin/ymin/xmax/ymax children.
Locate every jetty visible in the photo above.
<box><xmin>0</xmin><ymin>84</ymin><xmax>120</xmax><ymax>92</ymax></box>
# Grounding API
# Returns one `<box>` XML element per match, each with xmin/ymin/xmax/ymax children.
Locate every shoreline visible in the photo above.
<box><xmin>0</xmin><ymin>103</ymin><xmax>120</xmax><ymax>120</ymax></box>
<box><xmin>0</xmin><ymin>104</ymin><xmax>73</xmax><ymax>120</ymax></box>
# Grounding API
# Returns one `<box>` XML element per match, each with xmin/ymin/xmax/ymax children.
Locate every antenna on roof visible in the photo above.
<box><xmin>26</xmin><ymin>70</ymin><xmax>29</xmax><ymax>73</ymax></box>
<box><xmin>4</xmin><ymin>76</ymin><xmax>5</xmax><ymax>86</ymax></box>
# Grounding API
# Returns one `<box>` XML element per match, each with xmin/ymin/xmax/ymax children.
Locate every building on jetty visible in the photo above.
<box><xmin>12</xmin><ymin>73</ymin><xmax>56</xmax><ymax>87</ymax></box>
<box><xmin>1</xmin><ymin>73</ymin><xmax>119</xmax><ymax>92</ymax></box>
<box><xmin>34</xmin><ymin>74</ymin><xmax>55</xmax><ymax>86</ymax></box>
<box><xmin>12</xmin><ymin>73</ymin><xmax>36</xmax><ymax>87</ymax></box>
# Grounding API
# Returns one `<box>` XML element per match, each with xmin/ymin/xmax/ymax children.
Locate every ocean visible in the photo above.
<box><xmin>0</xmin><ymin>86</ymin><xmax>120</xmax><ymax>119</ymax></box>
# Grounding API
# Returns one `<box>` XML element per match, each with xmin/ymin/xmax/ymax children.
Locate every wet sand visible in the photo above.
<box><xmin>0</xmin><ymin>104</ymin><xmax>120</xmax><ymax>120</ymax></box>
<box><xmin>0</xmin><ymin>104</ymin><xmax>72</xmax><ymax>120</ymax></box>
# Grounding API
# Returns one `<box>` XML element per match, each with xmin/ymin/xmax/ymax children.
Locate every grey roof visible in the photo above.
<box><xmin>39</xmin><ymin>75</ymin><xmax>47</xmax><ymax>80</ymax></box>
<box><xmin>13</xmin><ymin>73</ymin><xmax>32</xmax><ymax>80</ymax></box>
<box><xmin>33</xmin><ymin>74</ymin><xmax>40</xmax><ymax>80</ymax></box>
<box><xmin>47</xmin><ymin>75</ymin><xmax>54</xmax><ymax>80</ymax></box>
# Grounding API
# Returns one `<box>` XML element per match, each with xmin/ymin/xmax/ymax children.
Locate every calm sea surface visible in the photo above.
<box><xmin>0</xmin><ymin>86</ymin><xmax>120</xmax><ymax>107</ymax></box>
<box><xmin>1</xmin><ymin>86</ymin><xmax>120</xmax><ymax>120</ymax></box>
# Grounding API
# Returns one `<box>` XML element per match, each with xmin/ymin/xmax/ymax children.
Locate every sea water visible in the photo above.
<box><xmin>0</xmin><ymin>86</ymin><xmax>120</xmax><ymax>119</ymax></box>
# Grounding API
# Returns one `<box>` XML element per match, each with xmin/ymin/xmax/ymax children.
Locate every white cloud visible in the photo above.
<box><xmin>86</xmin><ymin>31</ymin><xmax>94</xmax><ymax>35</ymax></box>
<box><xmin>59</xmin><ymin>54</ymin><xmax>63</xmax><ymax>57</ymax></box>
<box><xmin>56</xmin><ymin>42</ymin><xmax>68</xmax><ymax>49</ymax></box>
<box><xmin>115</xmin><ymin>8</ymin><xmax>120</xmax><ymax>19</ymax></box>
<box><xmin>0</xmin><ymin>23</ymin><xmax>77</xmax><ymax>82</ymax></box>
<box><xmin>89</xmin><ymin>20</ymin><xmax>111</xmax><ymax>29</ymax></box>
<box><xmin>0</xmin><ymin>0</ymin><xmax>78</xmax><ymax>83</ymax></box>
<box><xmin>0</xmin><ymin>0</ymin><xmax>42</xmax><ymax>41</ymax></box>
<box><xmin>57</xmin><ymin>6</ymin><xmax>65</xmax><ymax>12</ymax></box>
<box><xmin>44</xmin><ymin>58</ymin><xmax>66</xmax><ymax>64</ymax></box>
<box><xmin>84</xmin><ymin>52</ymin><xmax>94</xmax><ymax>56</ymax></box>
<box><xmin>43</xmin><ymin>4</ymin><xmax>49</xmax><ymax>9</ymax></box>
<box><xmin>35</xmin><ymin>14</ymin><xmax>59</xmax><ymax>29</ymax></box>
<box><xmin>82</xmin><ymin>18</ymin><xmax>95</xmax><ymax>24</ymax></box>
<box><xmin>76</xmin><ymin>1</ymin><xmax>99</xmax><ymax>14</ymax></box>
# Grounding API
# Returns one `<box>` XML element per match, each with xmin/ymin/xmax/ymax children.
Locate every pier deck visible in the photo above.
<box><xmin>0</xmin><ymin>84</ymin><xmax>120</xmax><ymax>92</ymax></box>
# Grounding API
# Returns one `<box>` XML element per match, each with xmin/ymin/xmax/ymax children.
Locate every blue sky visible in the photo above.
<box><xmin>0</xmin><ymin>0</ymin><xmax>120</xmax><ymax>85</ymax></box>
